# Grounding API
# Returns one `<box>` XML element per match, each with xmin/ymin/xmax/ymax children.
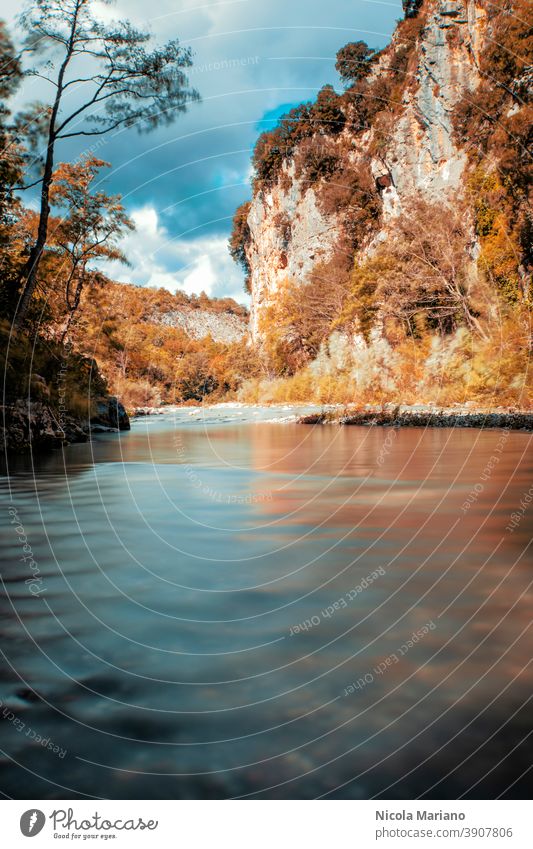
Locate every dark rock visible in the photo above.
<box><xmin>0</xmin><ymin>401</ymin><xmax>88</xmax><ymax>452</ymax></box>
<box><xmin>2</xmin><ymin>393</ymin><xmax>131</xmax><ymax>452</ymax></box>
<box><xmin>376</xmin><ymin>174</ymin><xmax>392</xmax><ymax>190</ymax></box>
<box><xmin>91</xmin><ymin>396</ymin><xmax>130</xmax><ymax>431</ymax></box>
<box><xmin>299</xmin><ymin>413</ymin><xmax>329</xmax><ymax>424</ymax></box>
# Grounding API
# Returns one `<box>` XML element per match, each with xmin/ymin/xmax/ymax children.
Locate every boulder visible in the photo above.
<box><xmin>91</xmin><ymin>396</ymin><xmax>130</xmax><ymax>431</ymax></box>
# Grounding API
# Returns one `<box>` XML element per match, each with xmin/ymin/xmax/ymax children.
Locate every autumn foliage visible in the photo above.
<box><xmin>68</xmin><ymin>279</ymin><xmax>258</xmax><ymax>408</ymax></box>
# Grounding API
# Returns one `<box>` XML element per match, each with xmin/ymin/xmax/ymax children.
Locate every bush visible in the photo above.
<box><xmin>257</xmin><ymin>265</ymin><xmax>352</xmax><ymax>377</ymax></box>
<box><xmin>240</xmin><ymin>314</ymin><xmax>533</xmax><ymax>409</ymax></box>
<box><xmin>336</xmin><ymin>41</ymin><xmax>377</xmax><ymax>87</ymax></box>
<box><xmin>293</xmin><ymin>137</ymin><xmax>340</xmax><ymax>183</ymax></box>
<box><xmin>252</xmin><ymin>102</ymin><xmax>315</xmax><ymax>190</ymax></box>
<box><xmin>339</xmin><ymin>200</ymin><xmax>488</xmax><ymax>338</ymax></box>
<box><xmin>467</xmin><ymin>168</ymin><xmax>528</xmax><ymax>305</ymax></box>
<box><xmin>229</xmin><ymin>201</ymin><xmax>252</xmax><ymax>292</ymax></box>
<box><xmin>0</xmin><ymin>320</ymin><xmax>108</xmax><ymax>417</ymax></box>
<box><xmin>402</xmin><ymin>0</ymin><xmax>423</xmax><ymax>18</ymax></box>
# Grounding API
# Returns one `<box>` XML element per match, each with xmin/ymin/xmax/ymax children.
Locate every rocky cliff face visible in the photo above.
<box><xmin>244</xmin><ymin>0</ymin><xmax>488</xmax><ymax>338</ymax></box>
<box><xmin>247</xmin><ymin>166</ymin><xmax>341</xmax><ymax>337</ymax></box>
<box><xmin>373</xmin><ymin>0</ymin><xmax>485</xmax><ymax>213</ymax></box>
<box><xmin>81</xmin><ymin>278</ymin><xmax>249</xmax><ymax>345</ymax></box>
<box><xmin>152</xmin><ymin>306</ymin><xmax>247</xmax><ymax>343</ymax></box>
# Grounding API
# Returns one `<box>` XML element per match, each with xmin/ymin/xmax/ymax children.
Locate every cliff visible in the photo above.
<box><xmin>233</xmin><ymin>0</ymin><xmax>531</xmax><ymax>343</ymax></box>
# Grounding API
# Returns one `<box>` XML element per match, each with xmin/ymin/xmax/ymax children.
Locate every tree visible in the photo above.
<box><xmin>49</xmin><ymin>156</ymin><xmax>133</xmax><ymax>339</ymax></box>
<box><xmin>14</xmin><ymin>0</ymin><xmax>199</xmax><ymax>323</ymax></box>
<box><xmin>0</xmin><ymin>21</ymin><xmax>20</xmax><ymax>96</ymax></box>
<box><xmin>311</xmin><ymin>85</ymin><xmax>345</xmax><ymax>134</ymax></box>
<box><xmin>257</xmin><ymin>265</ymin><xmax>351</xmax><ymax>376</ymax></box>
<box><xmin>0</xmin><ymin>21</ymin><xmax>23</xmax><ymax>230</ymax></box>
<box><xmin>335</xmin><ymin>41</ymin><xmax>377</xmax><ymax>87</ymax></box>
<box><xmin>344</xmin><ymin>201</ymin><xmax>488</xmax><ymax>339</ymax></box>
<box><xmin>252</xmin><ymin>102</ymin><xmax>317</xmax><ymax>189</ymax></box>
<box><xmin>229</xmin><ymin>201</ymin><xmax>251</xmax><ymax>291</ymax></box>
<box><xmin>0</xmin><ymin>22</ymin><xmax>25</xmax><ymax>316</ymax></box>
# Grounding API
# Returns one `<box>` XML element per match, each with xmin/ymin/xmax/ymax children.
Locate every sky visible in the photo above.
<box><xmin>5</xmin><ymin>0</ymin><xmax>402</xmax><ymax>304</ymax></box>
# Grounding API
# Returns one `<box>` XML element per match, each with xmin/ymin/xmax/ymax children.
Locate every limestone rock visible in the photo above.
<box><xmin>151</xmin><ymin>307</ymin><xmax>247</xmax><ymax>343</ymax></box>
<box><xmin>243</xmin><ymin>0</ymin><xmax>488</xmax><ymax>338</ymax></box>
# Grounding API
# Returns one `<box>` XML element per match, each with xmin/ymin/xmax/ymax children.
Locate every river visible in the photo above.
<box><xmin>1</xmin><ymin>407</ymin><xmax>532</xmax><ymax>798</ymax></box>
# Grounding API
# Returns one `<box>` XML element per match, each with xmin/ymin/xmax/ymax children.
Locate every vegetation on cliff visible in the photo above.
<box><xmin>453</xmin><ymin>0</ymin><xmax>532</xmax><ymax>307</ymax></box>
<box><xmin>230</xmin><ymin>0</ymin><xmax>532</xmax><ymax>408</ymax></box>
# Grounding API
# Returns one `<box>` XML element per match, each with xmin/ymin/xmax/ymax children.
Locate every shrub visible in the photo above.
<box><xmin>402</xmin><ymin>0</ymin><xmax>423</xmax><ymax>19</ymax></box>
<box><xmin>257</xmin><ymin>263</ymin><xmax>352</xmax><ymax>377</ymax></box>
<box><xmin>0</xmin><ymin>320</ymin><xmax>107</xmax><ymax>416</ymax></box>
<box><xmin>336</xmin><ymin>41</ymin><xmax>378</xmax><ymax>87</ymax></box>
<box><xmin>252</xmin><ymin>102</ymin><xmax>315</xmax><ymax>190</ymax></box>
<box><xmin>467</xmin><ymin>168</ymin><xmax>528</xmax><ymax>304</ymax></box>
<box><xmin>293</xmin><ymin>137</ymin><xmax>340</xmax><ymax>184</ymax></box>
<box><xmin>340</xmin><ymin>200</ymin><xmax>487</xmax><ymax>338</ymax></box>
<box><xmin>229</xmin><ymin>201</ymin><xmax>252</xmax><ymax>292</ymax></box>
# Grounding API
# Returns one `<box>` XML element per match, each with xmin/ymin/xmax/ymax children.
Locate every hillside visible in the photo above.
<box><xmin>80</xmin><ymin>279</ymin><xmax>248</xmax><ymax>345</ymax></box>
<box><xmin>230</xmin><ymin>0</ymin><xmax>532</xmax><ymax>406</ymax></box>
<box><xmin>66</xmin><ymin>279</ymin><xmax>252</xmax><ymax>408</ymax></box>
<box><xmin>0</xmin><ymin>274</ymin><xmax>253</xmax><ymax>449</ymax></box>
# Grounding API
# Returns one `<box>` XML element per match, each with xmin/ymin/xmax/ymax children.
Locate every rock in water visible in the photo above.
<box><xmin>0</xmin><ymin>400</ymin><xmax>88</xmax><ymax>452</ymax></box>
<box><xmin>91</xmin><ymin>397</ymin><xmax>131</xmax><ymax>431</ymax></box>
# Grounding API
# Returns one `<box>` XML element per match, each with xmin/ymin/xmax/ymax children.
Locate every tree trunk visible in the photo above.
<box><xmin>61</xmin><ymin>264</ymin><xmax>85</xmax><ymax>344</ymax></box>
<box><xmin>15</xmin><ymin>144</ymin><xmax>55</xmax><ymax>323</ymax></box>
<box><xmin>14</xmin><ymin>4</ymin><xmax>79</xmax><ymax>326</ymax></box>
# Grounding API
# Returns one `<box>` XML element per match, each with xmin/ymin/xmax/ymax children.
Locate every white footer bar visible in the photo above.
<box><xmin>1</xmin><ymin>799</ymin><xmax>530</xmax><ymax>848</ymax></box>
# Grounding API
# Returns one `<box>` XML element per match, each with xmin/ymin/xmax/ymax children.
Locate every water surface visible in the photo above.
<box><xmin>1</xmin><ymin>407</ymin><xmax>531</xmax><ymax>798</ymax></box>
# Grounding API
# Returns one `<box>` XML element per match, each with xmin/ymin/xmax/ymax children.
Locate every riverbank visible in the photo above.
<box><xmin>6</xmin><ymin>398</ymin><xmax>529</xmax><ymax>452</ymax></box>
<box><xmin>1</xmin><ymin>397</ymin><xmax>130</xmax><ymax>453</ymax></box>
<box><xmin>298</xmin><ymin>404</ymin><xmax>533</xmax><ymax>431</ymax></box>
<box><xmin>129</xmin><ymin>401</ymin><xmax>533</xmax><ymax>431</ymax></box>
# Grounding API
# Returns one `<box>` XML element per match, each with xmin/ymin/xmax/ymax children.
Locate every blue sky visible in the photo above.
<box><xmin>6</xmin><ymin>0</ymin><xmax>402</xmax><ymax>303</ymax></box>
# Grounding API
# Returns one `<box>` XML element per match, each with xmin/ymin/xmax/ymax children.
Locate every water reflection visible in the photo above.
<box><xmin>0</xmin><ymin>411</ymin><xmax>531</xmax><ymax>798</ymax></box>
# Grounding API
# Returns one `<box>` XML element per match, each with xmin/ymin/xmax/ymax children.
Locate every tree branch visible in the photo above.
<box><xmin>12</xmin><ymin>176</ymin><xmax>44</xmax><ymax>191</ymax></box>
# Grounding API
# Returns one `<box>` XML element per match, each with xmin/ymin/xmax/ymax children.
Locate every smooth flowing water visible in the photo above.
<box><xmin>1</xmin><ymin>407</ymin><xmax>531</xmax><ymax>799</ymax></box>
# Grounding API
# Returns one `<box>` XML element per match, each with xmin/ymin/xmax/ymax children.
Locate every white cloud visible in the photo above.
<box><xmin>181</xmin><ymin>253</ymin><xmax>215</xmax><ymax>296</ymax></box>
<box><xmin>131</xmin><ymin>206</ymin><xmax>159</xmax><ymax>238</ymax></box>
<box><xmin>101</xmin><ymin>204</ymin><xmax>248</xmax><ymax>304</ymax></box>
